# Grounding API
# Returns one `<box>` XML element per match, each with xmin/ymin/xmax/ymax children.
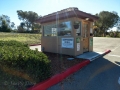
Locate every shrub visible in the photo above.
<box><xmin>106</xmin><ymin>35</ymin><xmax>110</xmax><ymax>37</ymax></box>
<box><xmin>0</xmin><ymin>40</ymin><xmax>28</xmax><ymax>47</ymax></box>
<box><xmin>0</xmin><ymin>40</ymin><xmax>51</xmax><ymax>82</ymax></box>
<box><xmin>109</xmin><ymin>32</ymin><xmax>114</xmax><ymax>37</ymax></box>
<box><xmin>118</xmin><ymin>33</ymin><xmax>120</xmax><ymax>37</ymax></box>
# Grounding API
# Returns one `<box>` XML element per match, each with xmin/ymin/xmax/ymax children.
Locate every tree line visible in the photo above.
<box><xmin>0</xmin><ymin>11</ymin><xmax>41</xmax><ymax>33</ymax></box>
<box><xmin>0</xmin><ymin>15</ymin><xmax>15</xmax><ymax>32</ymax></box>
<box><xmin>17</xmin><ymin>10</ymin><xmax>41</xmax><ymax>33</ymax></box>
<box><xmin>0</xmin><ymin>10</ymin><xmax>120</xmax><ymax>35</ymax></box>
<box><xmin>93</xmin><ymin>11</ymin><xmax>120</xmax><ymax>37</ymax></box>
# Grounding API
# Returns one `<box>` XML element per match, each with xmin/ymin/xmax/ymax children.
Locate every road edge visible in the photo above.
<box><xmin>27</xmin><ymin>60</ymin><xmax>90</xmax><ymax>90</ymax></box>
<box><xmin>27</xmin><ymin>50</ymin><xmax>111</xmax><ymax>90</ymax></box>
<box><xmin>29</xmin><ymin>44</ymin><xmax>41</xmax><ymax>46</ymax></box>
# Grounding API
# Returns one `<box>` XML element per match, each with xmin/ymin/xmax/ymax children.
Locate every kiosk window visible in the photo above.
<box><xmin>44</xmin><ymin>24</ymin><xmax>57</xmax><ymax>36</ymax></box>
<box><xmin>58</xmin><ymin>21</ymin><xmax>72</xmax><ymax>36</ymax></box>
<box><xmin>76</xmin><ymin>22</ymin><xmax>81</xmax><ymax>36</ymax></box>
<box><xmin>43</xmin><ymin>21</ymin><xmax>72</xmax><ymax>36</ymax></box>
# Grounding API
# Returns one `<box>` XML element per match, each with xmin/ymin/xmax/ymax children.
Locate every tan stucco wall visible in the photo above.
<box><xmin>41</xmin><ymin>17</ymin><xmax>93</xmax><ymax>56</ymax></box>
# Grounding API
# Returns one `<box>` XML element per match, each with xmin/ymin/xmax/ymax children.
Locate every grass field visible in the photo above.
<box><xmin>0</xmin><ymin>32</ymin><xmax>41</xmax><ymax>45</ymax></box>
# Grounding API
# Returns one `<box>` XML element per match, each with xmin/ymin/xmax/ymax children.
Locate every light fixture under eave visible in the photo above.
<box><xmin>85</xmin><ymin>18</ymin><xmax>89</xmax><ymax>20</ymax></box>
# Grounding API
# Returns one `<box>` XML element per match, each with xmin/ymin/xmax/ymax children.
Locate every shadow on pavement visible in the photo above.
<box><xmin>115</xmin><ymin>61</ymin><xmax>120</xmax><ymax>65</ymax></box>
<box><xmin>76</xmin><ymin>51</ymin><xmax>102</xmax><ymax>60</ymax></box>
<box><xmin>48</xmin><ymin>56</ymin><xmax>120</xmax><ymax>90</ymax></box>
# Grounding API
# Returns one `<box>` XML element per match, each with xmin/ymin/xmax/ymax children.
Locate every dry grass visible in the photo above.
<box><xmin>0</xmin><ymin>32</ymin><xmax>41</xmax><ymax>45</ymax></box>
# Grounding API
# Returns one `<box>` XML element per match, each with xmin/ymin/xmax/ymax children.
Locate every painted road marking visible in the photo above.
<box><xmin>112</xmin><ymin>45</ymin><xmax>120</xmax><ymax>51</ymax></box>
<box><xmin>118</xmin><ymin>77</ymin><xmax>120</xmax><ymax>85</ymax></box>
<box><xmin>108</xmin><ymin>54</ymin><xmax>120</xmax><ymax>58</ymax></box>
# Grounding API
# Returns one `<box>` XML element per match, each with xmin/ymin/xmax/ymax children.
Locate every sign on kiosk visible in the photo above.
<box><xmin>62</xmin><ymin>38</ymin><xmax>74</xmax><ymax>48</ymax></box>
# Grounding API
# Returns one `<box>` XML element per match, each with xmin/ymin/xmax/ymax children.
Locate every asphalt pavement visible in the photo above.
<box><xmin>47</xmin><ymin>37</ymin><xmax>120</xmax><ymax>90</ymax></box>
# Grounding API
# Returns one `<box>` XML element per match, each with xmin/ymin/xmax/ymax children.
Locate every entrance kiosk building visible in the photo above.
<box><xmin>36</xmin><ymin>7</ymin><xmax>99</xmax><ymax>56</ymax></box>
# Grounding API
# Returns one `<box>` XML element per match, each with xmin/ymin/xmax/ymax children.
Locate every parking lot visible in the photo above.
<box><xmin>47</xmin><ymin>37</ymin><xmax>120</xmax><ymax>90</ymax></box>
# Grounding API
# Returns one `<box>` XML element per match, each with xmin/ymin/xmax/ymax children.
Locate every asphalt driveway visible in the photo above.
<box><xmin>47</xmin><ymin>37</ymin><xmax>120</xmax><ymax>90</ymax></box>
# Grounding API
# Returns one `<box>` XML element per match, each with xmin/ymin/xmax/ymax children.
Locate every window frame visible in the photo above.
<box><xmin>43</xmin><ymin>21</ymin><xmax>72</xmax><ymax>37</ymax></box>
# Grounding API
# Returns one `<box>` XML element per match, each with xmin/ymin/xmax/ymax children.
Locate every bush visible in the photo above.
<box><xmin>109</xmin><ymin>32</ymin><xmax>114</xmax><ymax>37</ymax></box>
<box><xmin>0</xmin><ymin>40</ymin><xmax>28</xmax><ymax>47</ymax></box>
<box><xmin>0</xmin><ymin>40</ymin><xmax>51</xmax><ymax>82</ymax></box>
<box><xmin>108</xmin><ymin>31</ymin><xmax>120</xmax><ymax>38</ymax></box>
<box><xmin>118</xmin><ymin>33</ymin><xmax>120</xmax><ymax>37</ymax></box>
<box><xmin>0</xmin><ymin>25</ymin><xmax>11</xmax><ymax>32</ymax></box>
<box><xmin>106</xmin><ymin>35</ymin><xmax>110</xmax><ymax>37</ymax></box>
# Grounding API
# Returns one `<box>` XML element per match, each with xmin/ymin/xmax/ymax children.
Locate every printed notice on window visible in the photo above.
<box><xmin>52</xmin><ymin>28</ymin><xmax>57</xmax><ymax>34</ymax></box>
<box><xmin>62</xmin><ymin>38</ymin><xmax>74</xmax><ymax>48</ymax></box>
<box><xmin>77</xmin><ymin>43</ymin><xmax>80</xmax><ymax>51</ymax></box>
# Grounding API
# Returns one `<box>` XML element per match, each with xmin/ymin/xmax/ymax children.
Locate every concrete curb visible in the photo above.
<box><xmin>103</xmin><ymin>50</ymin><xmax>111</xmax><ymax>55</ymax></box>
<box><xmin>27</xmin><ymin>60</ymin><xmax>90</xmax><ymax>90</ymax></box>
<box><xmin>29</xmin><ymin>44</ymin><xmax>41</xmax><ymax>46</ymax></box>
<box><xmin>27</xmin><ymin>50</ymin><xmax>111</xmax><ymax>90</ymax></box>
<box><xmin>90</xmin><ymin>50</ymin><xmax>111</xmax><ymax>61</ymax></box>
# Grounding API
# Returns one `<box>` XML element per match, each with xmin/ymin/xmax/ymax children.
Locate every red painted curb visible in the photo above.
<box><xmin>103</xmin><ymin>50</ymin><xmax>111</xmax><ymax>55</ymax></box>
<box><xmin>27</xmin><ymin>60</ymin><xmax>90</xmax><ymax>90</ymax></box>
<box><xmin>29</xmin><ymin>44</ymin><xmax>41</xmax><ymax>46</ymax></box>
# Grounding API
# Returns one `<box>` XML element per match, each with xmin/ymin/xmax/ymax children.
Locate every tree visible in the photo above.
<box><xmin>10</xmin><ymin>22</ymin><xmax>15</xmax><ymax>29</ymax></box>
<box><xmin>0</xmin><ymin>15</ymin><xmax>14</xmax><ymax>32</ymax></box>
<box><xmin>94</xmin><ymin>11</ymin><xmax>119</xmax><ymax>36</ymax></box>
<box><xmin>20</xmin><ymin>22</ymin><xmax>25</xmax><ymax>29</ymax></box>
<box><xmin>116</xmin><ymin>17</ymin><xmax>120</xmax><ymax>31</ymax></box>
<box><xmin>32</xmin><ymin>23</ymin><xmax>41</xmax><ymax>32</ymax></box>
<box><xmin>0</xmin><ymin>19</ymin><xmax>11</xmax><ymax>32</ymax></box>
<box><xmin>17</xmin><ymin>10</ymin><xmax>40</xmax><ymax>31</ymax></box>
<box><xmin>17</xmin><ymin>25</ymin><xmax>25</xmax><ymax>33</ymax></box>
<box><xmin>0</xmin><ymin>15</ymin><xmax>10</xmax><ymax>27</ymax></box>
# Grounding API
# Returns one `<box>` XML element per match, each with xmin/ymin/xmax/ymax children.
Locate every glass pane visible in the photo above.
<box><xmin>44</xmin><ymin>24</ymin><xmax>57</xmax><ymax>36</ymax></box>
<box><xmin>43</xmin><ymin>21</ymin><xmax>72</xmax><ymax>36</ymax></box>
<box><xmin>76</xmin><ymin>22</ymin><xmax>81</xmax><ymax>36</ymax></box>
<box><xmin>58</xmin><ymin>21</ymin><xmax>72</xmax><ymax>36</ymax></box>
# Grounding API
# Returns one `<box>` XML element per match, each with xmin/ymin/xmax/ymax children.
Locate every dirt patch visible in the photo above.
<box><xmin>43</xmin><ymin>52</ymin><xmax>84</xmax><ymax>76</ymax></box>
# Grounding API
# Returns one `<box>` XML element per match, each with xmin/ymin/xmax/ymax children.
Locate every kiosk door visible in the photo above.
<box><xmin>83</xmin><ymin>23</ymin><xmax>89</xmax><ymax>52</ymax></box>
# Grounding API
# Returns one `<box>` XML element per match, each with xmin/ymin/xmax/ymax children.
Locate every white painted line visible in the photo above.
<box><xmin>112</xmin><ymin>45</ymin><xmax>120</xmax><ymax>51</ymax></box>
<box><xmin>108</xmin><ymin>54</ymin><xmax>120</xmax><ymax>58</ymax></box>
